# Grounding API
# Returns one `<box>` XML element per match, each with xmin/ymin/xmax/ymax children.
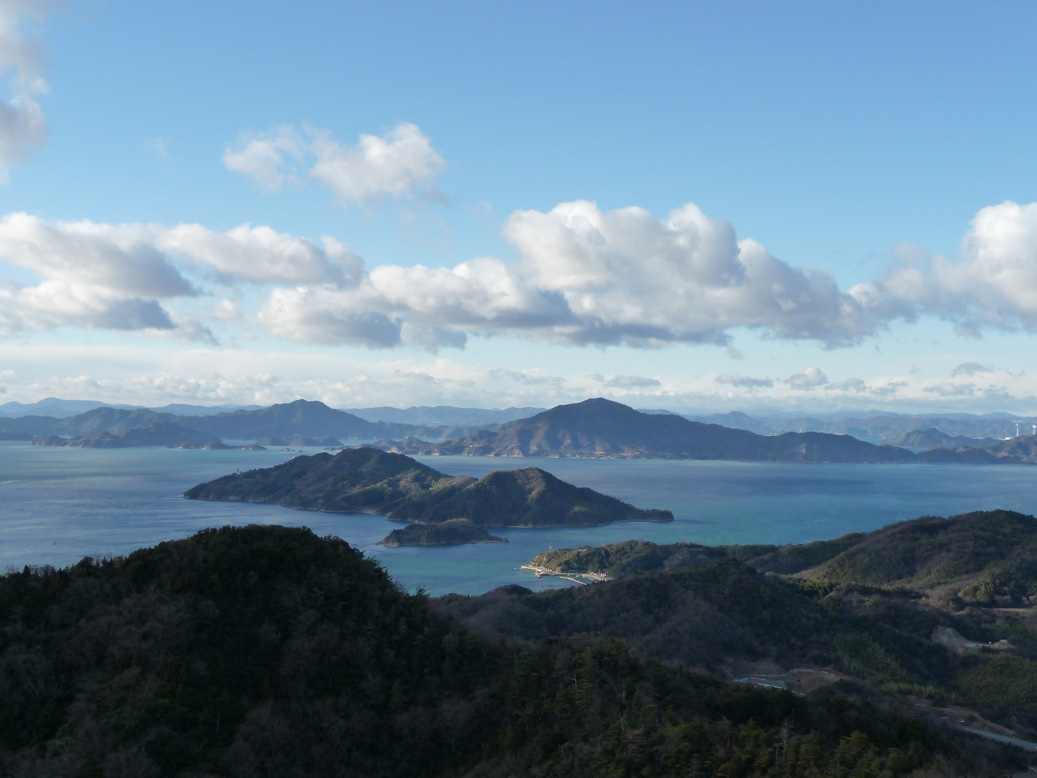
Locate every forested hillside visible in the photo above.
<box><xmin>0</xmin><ymin>525</ymin><xmax>1009</xmax><ymax>777</ymax></box>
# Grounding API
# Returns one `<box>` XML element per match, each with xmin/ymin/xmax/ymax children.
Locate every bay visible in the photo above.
<box><xmin>2</xmin><ymin>441</ymin><xmax>1037</xmax><ymax>596</ymax></box>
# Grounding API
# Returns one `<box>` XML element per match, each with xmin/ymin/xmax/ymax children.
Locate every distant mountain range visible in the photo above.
<box><xmin>0</xmin><ymin>397</ymin><xmax>260</xmax><ymax>419</ymax></box>
<box><xmin>691</xmin><ymin>409</ymin><xmax>1027</xmax><ymax>442</ymax></box>
<box><xmin>345</xmin><ymin>405</ymin><xmax>546</xmax><ymax>427</ymax></box>
<box><xmin>7</xmin><ymin>395</ymin><xmax>1037</xmax><ymax>465</ymax></box>
<box><xmin>391</xmin><ymin>398</ymin><xmax>918</xmax><ymax>463</ymax></box>
<box><xmin>0</xmin><ymin>400</ymin><xmax>445</xmax><ymax>445</ymax></box>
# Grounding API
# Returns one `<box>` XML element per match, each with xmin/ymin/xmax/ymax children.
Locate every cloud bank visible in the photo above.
<box><xmin>3</xmin><ymin>199</ymin><xmax>1037</xmax><ymax>355</ymax></box>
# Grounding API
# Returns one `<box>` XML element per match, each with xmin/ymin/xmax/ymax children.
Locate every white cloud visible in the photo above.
<box><xmin>161</xmin><ymin>224</ymin><xmax>362</xmax><ymax>286</ymax></box>
<box><xmin>11</xmin><ymin>198</ymin><xmax>1037</xmax><ymax>359</ymax></box>
<box><xmin>786</xmin><ymin>367</ymin><xmax>828</xmax><ymax>389</ymax></box>
<box><xmin>0</xmin><ymin>278</ymin><xmax>177</xmax><ymax>337</ymax></box>
<box><xmin>716</xmin><ymin>373</ymin><xmax>773</xmax><ymax>388</ymax></box>
<box><xmin>223</xmin><ymin>122</ymin><xmax>445</xmax><ymax>205</ymax></box>
<box><xmin>309</xmin><ymin>122</ymin><xmax>444</xmax><ymax>205</ymax></box>
<box><xmin>502</xmin><ymin>201</ymin><xmax>870</xmax><ymax>347</ymax></box>
<box><xmin>221</xmin><ymin>126</ymin><xmax>303</xmax><ymax>191</ymax></box>
<box><xmin>260</xmin><ymin>287</ymin><xmax>405</xmax><ymax>348</ymax></box>
<box><xmin>0</xmin><ymin>1</ymin><xmax>57</xmax><ymax>182</ymax></box>
<box><xmin>857</xmin><ymin>201</ymin><xmax>1037</xmax><ymax>333</ymax></box>
<box><xmin>0</xmin><ymin>200</ymin><xmax>889</xmax><ymax>351</ymax></box>
<box><xmin>0</xmin><ymin>214</ymin><xmax>361</xmax><ymax>340</ymax></box>
<box><xmin>0</xmin><ymin>214</ymin><xmax>194</xmax><ymax>297</ymax></box>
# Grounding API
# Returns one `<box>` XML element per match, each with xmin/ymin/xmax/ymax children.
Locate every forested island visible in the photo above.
<box><xmin>2</xmin><ymin>519</ymin><xmax>1033</xmax><ymax>776</ymax></box>
<box><xmin>185</xmin><ymin>447</ymin><xmax>672</xmax><ymax>545</ymax></box>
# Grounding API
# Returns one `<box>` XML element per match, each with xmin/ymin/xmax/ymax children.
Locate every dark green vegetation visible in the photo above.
<box><xmin>380</xmin><ymin>518</ymin><xmax>507</xmax><ymax>546</ymax></box>
<box><xmin>0</xmin><ymin>525</ymin><xmax>1010</xmax><ymax>777</ymax></box>
<box><xmin>185</xmin><ymin>447</ymin><xmax>672</xmax><ymax>545</ymax></box>
<box><xmin>502</xmin><ymin>510</ymin><xmax>1037</xmax><ymax>747</ymax></box>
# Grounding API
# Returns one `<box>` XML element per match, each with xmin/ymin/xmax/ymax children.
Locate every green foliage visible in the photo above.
<box><xmin>0</xmin><ymin>525</ymin><xmax>994</xmax><ymax>777</ymax></box>
<box><xmin>807</xmin><ymin>510</ymin><xmax>1037</xmax><ymax>590</ymax></box>
<box><xmin>187</xmin><ymin>448</ymin><xmax>670</xmax><ymax>533</ymax></box>
<box><xmin>958</xmin><ymin>654</ymin><xmax>1037</xmax><ymax>713</ymax></box>
<box><xmin>831</xmin><ymin>633</ymin><xmax>913</xmax><ymax>683</ymax></box>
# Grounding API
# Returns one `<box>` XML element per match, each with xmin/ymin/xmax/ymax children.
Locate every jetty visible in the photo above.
<box><xmin>520</xmin><ymin>564</ymin><xmax>609</xmax><ymax>585</ymax></box>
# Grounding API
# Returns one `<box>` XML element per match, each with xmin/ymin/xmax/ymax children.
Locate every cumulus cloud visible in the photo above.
<box><xmin>0</xmin><ymin>200</ymin><xmax>894</xmax><ymax>351</ymax></box>
<box><xmin>715</xmin><ymin>373</ymin><xmax>773</xmax><ymax>388</ymax></box>
<box><xmin>15</xmin><ymin>197</ymin><xmax>1037</xmax><ymax>356</ymax></box>
<box><xmin>0</xmin><ymin>214</ymin><xmax>360</xmax><ymax>340</ymax></box>
<box><xmin>223</xmin><ymin>122</ymin><xmax>445</xmax><ymax>205</ymax></box>
<box><xmin>0</xmin><ymin>214</ymin><xmax>194</xmax><ymax>297</ymax></box>
<box><xmin>499</xmin><ymin>201</ymin><xmax>870</xmax><ymax>347</ymax></box>
<box><xmin>0</xmin><ymin>1</ymin><xmax>57</xmax><ymax>182</ymax></box>
<box><xmin>309</xmin><ymin>123</ymin><xmax>444</xmax><ymax>205</ymax></box>
<box><xmin>786</xmin><ymin>367</ymin><xmax>828</xmax><ymax>389</ymax></box>
<box><xmin>856</xmin><ymin>201</ymin><xmax>1037</xmax><ymax>334</ymax></box>
<box><xmin>160</xmin><ymin>225</ymin><xmax>362</xmax><ymax>286</ymax></box>
<box><xmin>221</xmin><ymin>126</ymin><xmax>303</xmax><ymax>191</ymax></box>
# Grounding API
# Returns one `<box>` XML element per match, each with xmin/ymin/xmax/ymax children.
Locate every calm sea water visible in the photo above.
<box><xmin>2</xmin><ymin>441</ymin><xmax>1036</xmax><ymax>596</ymax></box>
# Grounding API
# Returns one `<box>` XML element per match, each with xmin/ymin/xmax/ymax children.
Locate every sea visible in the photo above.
<box><xmin>2</xmin><ymin>440</ymin><xmax>1036</xmax><ymax>596</ymax></box>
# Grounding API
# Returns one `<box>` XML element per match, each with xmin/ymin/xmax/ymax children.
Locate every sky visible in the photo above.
<box><xmin>0</xmin><ymin>1</ymin><xmax>1036</xmax><ymax>414</ymax></box>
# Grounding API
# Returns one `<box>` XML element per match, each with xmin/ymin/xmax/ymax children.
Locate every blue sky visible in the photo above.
<box><xmin>0</xmin><ymin>0</ymin><xmax>1036</xmax><ymax>413</ymax></box>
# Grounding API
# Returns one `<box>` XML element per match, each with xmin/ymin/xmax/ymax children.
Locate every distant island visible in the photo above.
<box><xmin>389</xmin><ymin>397</ymin><xmax>920</xmax><ymax>462</ymax></box>
<box><xmin>185</xmin><ymin>447</ymin><xmax>673</xmax><ymax>545</ymax></box>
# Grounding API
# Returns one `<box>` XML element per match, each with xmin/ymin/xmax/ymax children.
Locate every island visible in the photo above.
<box><xmin>379</xmin><ymin>518</ymin><xmax>507</xmax><ymax>546</ymax></box>
<box><xmin>185</xmin><ymin>446</ymin><xmax>673</xmax><ymax>545</ymax></box>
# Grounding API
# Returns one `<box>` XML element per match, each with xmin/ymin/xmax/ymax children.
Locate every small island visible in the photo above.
<box><xmin>379</xmin><ymin>518</ymin><xmax>508</xmax><ymax>546</ymax></box>
<box><xmin>185</xmin><ymin>447</ymin><xmax>672</xmax><ymax>545</ymax></box>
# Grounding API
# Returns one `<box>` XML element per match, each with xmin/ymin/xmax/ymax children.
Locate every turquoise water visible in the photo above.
<box><xmin>2</xmin><ymin>441</ymin><xmax>1037</xmax><ymax>595</ymax></box>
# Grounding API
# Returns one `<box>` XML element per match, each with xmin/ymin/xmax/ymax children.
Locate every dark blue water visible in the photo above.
<box><xmin>2</xmin><ymin>442</ymin><xmax>1036</xmax><ymax>595</ymax></box>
